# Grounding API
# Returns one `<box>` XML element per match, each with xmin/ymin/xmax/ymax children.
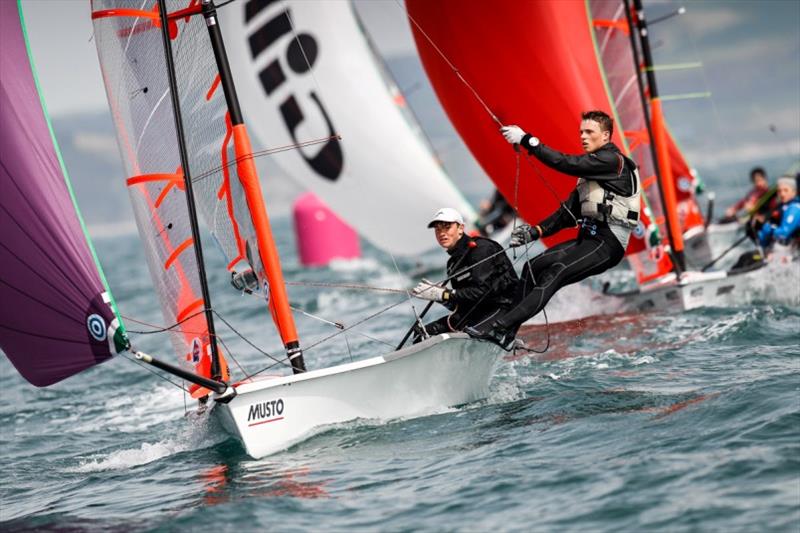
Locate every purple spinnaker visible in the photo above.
<box><xmin>0</xmin><ymin>0</ymin><xmax>119</xmax><ymax>386</ymax></box>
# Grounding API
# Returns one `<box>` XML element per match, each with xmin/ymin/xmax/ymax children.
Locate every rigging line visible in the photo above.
<box><xmin>285</xmin><ymin>280</ymin><xmax>407</xmax><ymax>294</ymax></box>
<box><xmin>119</xmin><ymin>351</ymin><xmax>190</xmax><ymax>393</ymax></box>
<box><xmin>236</xmin><ymin>289</ymin><xmax>397</xmax><ymax>348</ymax></box>
<box><xmin>241</xmin><ymin>358</ymin><xmax>292</xmax><ymax>382</ymax></box>
<box><xmin>394</xmin><ymin>0</ymin><xmax>501</xmax><ymax>127</ymax></box>
<box><xmin>511</xmin><ymin>148</ymin><xmax>521</xmax><ymax>260</ymax></box>
<box><xmin>211</xmin><ymin>309</ymin><xmax>292</xmax><ymax>369</ymax></box>
<box><xmin>388</xmin><ymin>249</ymin><xmax>426</xmax><ymax>330</ymax></box>
<box><xmin>303</xmin><ymin>298</ymin><xmax>408</xmax><ymax>353</ymax></box>
<box><xmin>343</xmin><ymin>332</ymin><xmax>354</xmax><ymax>363</ymax></box>
<box><xmin>189</xmin><ymin>136</ymin><xmax>339</xmax><ymax>184</ymax></box>
<box><xmin>284</xmin><ymin>6</ymin><xmax>336</xmax><ymax>135</ymax></box>
<box><xmin>285</xmin><ymin>303</ymin><xmax>395</xmax><ymax>348</ymax></box>
<box><xmin>667</xmin><ymin>0</ymin><xmax>732</xmax><ymax>152</ymax></box>
<box><xmin>435</xmin><ymin>245</ymin><xmax>516</xmax><ymax>287</ymax></box>
<box><xmin>122</xmin><ymin>309</ymin><xmax>209</xmax><ymax>335</ymax></box>
<box><xmin>522</xmin><ymin>152</ymin><xmax>579</xmax><ymax>225</ymax></box>
<box><xmin>214</xmin><ymin>334</ymin><xmax>249</xmax><ymax>381</ymax></box>
<box><xmin>395</xmin><ymin>0</ymin><xmax>568</xmax><ymax>211</ymax></box>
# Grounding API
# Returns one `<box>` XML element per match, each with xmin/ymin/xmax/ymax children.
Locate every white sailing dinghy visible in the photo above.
<box><xmin>592</xmin><ymin>0</ymin><xmax>799</xmax><ymax>311</ymax></box>
<box><xmin>0</xmin><ymin>0</ymin><xmax>502</xmax><ymax>460</ymax></box>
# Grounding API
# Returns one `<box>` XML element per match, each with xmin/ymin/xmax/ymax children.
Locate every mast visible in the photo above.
<box><xmin>200</xmin><ymin>0</ymin><xmax>306</xmax><ymax>373</ymax></box>
<box><xmin>156</xmin><ymin>0</ymin><xmax>224</xmax><ymax>380</ymax></box>
<box><xmin>623</xmin><ymin>0</ymin><xmax>682</xmax><ymax>275</ymax></box>
<box><xmin>630</xmin><ymin>0</ymin><xmax>687</xmax><ymax>273</ymax></box>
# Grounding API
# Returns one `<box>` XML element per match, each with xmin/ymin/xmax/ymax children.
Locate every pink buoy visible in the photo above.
<box><xmin>293</xmin><ymin>192</ymin><xmax>361</xmax><ymax>266</ymax></box>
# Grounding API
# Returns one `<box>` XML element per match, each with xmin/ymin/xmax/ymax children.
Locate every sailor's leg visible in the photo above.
<box><xmin>497</xmin><ymin>237</ymin><xmax>620</xmax><ymax>328</ymax></box>
<box><xmin>517</xmin><ymin>240</ymin><xmax>581</xmax><ymax>300</ymax></box>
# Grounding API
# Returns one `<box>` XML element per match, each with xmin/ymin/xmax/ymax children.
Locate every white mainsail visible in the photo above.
<box><xmin>220</xmin><ymin>0</ymin><xmax>476</xmax><ymax>256</ymax></box>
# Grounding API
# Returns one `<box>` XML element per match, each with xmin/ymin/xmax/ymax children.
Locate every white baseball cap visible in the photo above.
<box><xmin>427</xmin><ymin>207</ymin><xmax>464</xmax><ymax>228</ymax></box>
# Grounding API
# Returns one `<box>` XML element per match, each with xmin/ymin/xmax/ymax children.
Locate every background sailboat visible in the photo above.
<box><xmin>219</xmin><ymin>0</ymin><xmax>477</xmax><ymax>257</ymax></box>
<box><xmin>405</xmin><ymin>0</ymin><xmax>799</xmax><ymax>311</ymax></box>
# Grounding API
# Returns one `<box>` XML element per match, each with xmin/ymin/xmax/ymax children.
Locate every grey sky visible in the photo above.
<box><xmin>21</xmin><ymin>0</ymin><xmax>800</xmax><ymax>176</ymax></box>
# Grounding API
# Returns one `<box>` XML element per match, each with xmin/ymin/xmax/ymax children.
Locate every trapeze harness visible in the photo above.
<box><xmin>576</xmin><ymin>157</ymin><xmax>641</xmax><ymax>230</ymax></box>
<box><xmin>495</xmin><ymin>151</ymin><xmax>641</xmax><ymax>331</ymax></box>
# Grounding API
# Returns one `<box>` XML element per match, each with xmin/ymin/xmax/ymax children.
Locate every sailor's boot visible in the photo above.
<box><xmin>464</xmin><ymin>320</ymin><xmax>517</xmax><ymax>349</ymax></box>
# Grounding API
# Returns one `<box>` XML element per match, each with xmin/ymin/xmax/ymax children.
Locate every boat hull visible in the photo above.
<box><xmin>609</xmin><ymin>250</ymin><xmax>800</xmax><ymax>312</ymax></box>
<box><xmin>213</xmin><ymin>334</ymin><xmax>502</xmax><ymax>458</ymax></box>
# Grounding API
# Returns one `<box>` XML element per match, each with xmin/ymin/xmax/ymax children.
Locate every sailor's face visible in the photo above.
<box><xmin>580</xmin><ymin>120</ymin><xmax>609</xmax><ymax>153</ymax></box>
<box><xmin>433</xmin><ymin>222</ymin><xmax>464</xmax><ymax>250</ymax></box>
<box><xmin>777</xmin><ymin>183</ymin><xmax>796</xmax><ymax>204</ymax></box>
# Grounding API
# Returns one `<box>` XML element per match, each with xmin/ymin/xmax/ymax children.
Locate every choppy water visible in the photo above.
<box><xmin>2</xmin><ymin>219</ymin><xmax>799</xmax><ymax>532</ymax></box>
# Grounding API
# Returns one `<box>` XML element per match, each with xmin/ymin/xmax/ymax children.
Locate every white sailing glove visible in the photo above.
<box><xmin>411</xmin><ymin>278</ymin><xmax>451</xmax><ymax>302</ymax></box>
<box><xmin>501</xmin><ymin>125</ymin><xmax>525</xmax><ymax>144</ymax></box>
<box><xmin>510</xmin><ymin>224</ymin><xmax>541</xmax><ymax>247</ymax></box>
<box><xmin>501</xmin><ymin>125</ymin><xmax>540</xmax><ymax>147</ymax></box>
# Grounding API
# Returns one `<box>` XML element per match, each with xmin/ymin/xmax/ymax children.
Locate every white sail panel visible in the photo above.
<box><xmin>220</xmin><ymin>0</ymin><xmax>476</xmax><ymax>256</ymax></box>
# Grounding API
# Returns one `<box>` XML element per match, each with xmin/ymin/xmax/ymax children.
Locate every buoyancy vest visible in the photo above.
<box><xmin>576</xmin><ymin>154</ymin><xmax>640</xmax><ymax>228</ymax></box>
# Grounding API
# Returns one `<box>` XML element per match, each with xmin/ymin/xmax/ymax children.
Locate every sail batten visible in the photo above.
<box><xmin>93</xmin><ymin>0</ymin><xmax>303</xmax><ymax>377</ymax></box>
<box><xmin>92</xmin><ymin>0</ymin><xmax>221</xmax><ymax>381</ymax></box>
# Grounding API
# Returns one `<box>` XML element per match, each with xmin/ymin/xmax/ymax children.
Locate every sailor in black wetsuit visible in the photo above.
<box><xmin>466</xmin><ymin>110</ymin><xmax>640</xmax><ymax>347</ymax></box>
<box><xmin>410</xmin><ymin>208</ymin><xmax>518</xmax><ymax>342</ymax></box>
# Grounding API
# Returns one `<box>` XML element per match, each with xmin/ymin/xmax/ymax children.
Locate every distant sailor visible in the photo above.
<box><xmin>757</xmin><ymin>176</ymin><xmax>800</xmax><ymax>249</ymax></box>
<box><xmin>410</xmin><ymin>208</ymin><xmax>518</xmax><ymax>342</ymax></box>
<box><xmin>721</xmin><ymin>166</ymin><xmax>775</xmax><ymax>223</ymax></box>
<box><xmin>466</xmin><ymin>110</ymin><xmax>640</xmax><ymax>347</ymax></box>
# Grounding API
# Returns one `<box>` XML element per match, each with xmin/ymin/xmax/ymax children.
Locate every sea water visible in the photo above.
<box><xmin>1</xmin><ymin>217</ymin><xmax>798</xmax><ymax>531</ymax></box>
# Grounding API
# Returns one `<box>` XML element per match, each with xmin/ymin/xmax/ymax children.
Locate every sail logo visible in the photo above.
<box><xmin>244</xmin><ymin>1</ymin><xmax>343</xmax><ymax>181</ymax></box>
<box><xmin>191</xmin><ymin>338</ymin><xmax>202</xmax><ymax>364</ymax></box>
<box><xmin>86</xmin><ymin>314</ymin><xmax>107</xmax><ymax>342</ymax></box>
<box><xmin>633</xmin><ymin>221</ymin><xmax>646</xmax><ymax>239</ymax></box>
<box><xmin>677</xmin><ymin>176</ymin><xmax>693</xmax><ymax>192</ymax></box>
<box><xmin>247</xmin><ymin>399</ymin><xmax>285</xmax><ymax>426</ymax></box>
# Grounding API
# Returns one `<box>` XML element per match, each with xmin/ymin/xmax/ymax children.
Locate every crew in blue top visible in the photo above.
<box><xmin>758</xmin><ymin>176</ymin><xmax>800</xmax><ymax>248</ymax></box>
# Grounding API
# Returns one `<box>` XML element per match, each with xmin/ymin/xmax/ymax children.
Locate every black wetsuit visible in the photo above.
<box><xmin>494</xmin><ymin>139</ymin><xmax>636</xmax><ymax>331</ymax></box>
<box><xmin>416</xmin><ymin>235</ymin><xmax>519</xmax><ymax>340</ymax></box>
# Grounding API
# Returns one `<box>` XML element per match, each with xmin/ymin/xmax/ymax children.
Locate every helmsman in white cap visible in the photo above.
<box><xmin>408</xmin><ymin>207</ymin><xmax>519</xmax><ymax>345</ymax></box>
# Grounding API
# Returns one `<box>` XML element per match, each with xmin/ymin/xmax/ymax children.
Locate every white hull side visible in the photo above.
<box><xmin>611</xmin><ymin>253</ymin><xmax>800</xmax><ymax>312</ymax></box>
<box><xmin>683</xmin><ymin>226</ymin><xmax>714</xmax><ymax>270</ymax></box>
<box><xmin>213</xmin><ymin>334</ymin><xmax>501</xmax><ymax>458</ymax></box>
